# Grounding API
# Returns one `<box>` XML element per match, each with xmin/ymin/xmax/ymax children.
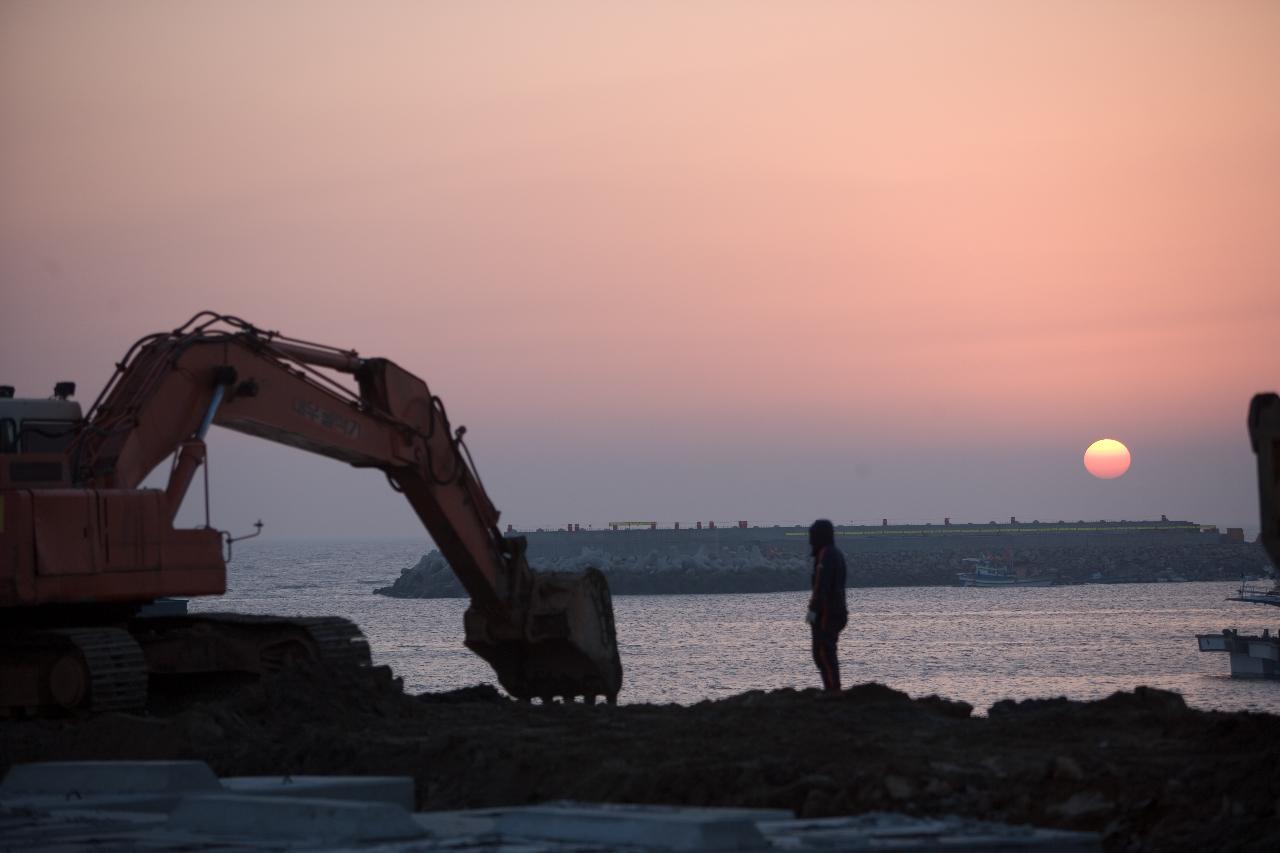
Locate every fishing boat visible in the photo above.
<box><xmin>1196</xmin><ymin>571</ymin><xmax>1280</xmax><ymax>678</ymax></box>
<box><xmin>1226</xmin><ymin>572</ymin><xmax>1280</xmax><ymax>607</ymax></box>
<box><xmin>956</xmin><ymin>557</ymin><xmax>1053</xmax><ymax>588</ymax></box>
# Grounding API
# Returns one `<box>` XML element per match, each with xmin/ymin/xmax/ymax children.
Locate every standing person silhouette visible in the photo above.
<box><xmin>806</xmin><ymin>519</ymin><xmax>848</xmax><ymax>692</ymax></box>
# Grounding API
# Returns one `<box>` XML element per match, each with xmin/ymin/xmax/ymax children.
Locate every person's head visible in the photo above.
<box><xmin>808</xmin><ymin>518</ymin><xmax>835</xmax><ymax>556</ymax></box>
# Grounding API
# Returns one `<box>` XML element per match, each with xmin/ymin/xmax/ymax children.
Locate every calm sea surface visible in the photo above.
<box><xmin>192</xmin><ymin>539</ymin><xmax>1280</xmax><ymax>715</ymax></box>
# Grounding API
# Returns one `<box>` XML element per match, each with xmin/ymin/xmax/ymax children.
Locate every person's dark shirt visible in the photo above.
<box><xmin>809</xmin><ymin>546</ymin><xmax>848</xmax><ymax>628</ymax></box>
<box><xmin>807</xmin><ymin>519</ymin><xmax>847</xmax><ymax>628</ymax></box>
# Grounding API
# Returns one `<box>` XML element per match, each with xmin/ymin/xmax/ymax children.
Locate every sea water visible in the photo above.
<box><xmin>192</xmin><ymin>538</ymin><xmax>1280</xmax><ymax>714</ymax></box>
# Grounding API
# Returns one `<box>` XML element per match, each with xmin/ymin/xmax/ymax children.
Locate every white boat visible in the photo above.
<box><xmin>956</xmin><ymin>557</ymin><xmax>1053</xmax><ymax>588</ymax></box>
<box><xmin>1196</xmin><ymin>572</ymin><xmax>1280</xmax><ymax>678</ymax></box>
<box><xmin>1225</xmin><ymin>574</ymin><xmax>1280</xmax><ymax>607</ymax></box>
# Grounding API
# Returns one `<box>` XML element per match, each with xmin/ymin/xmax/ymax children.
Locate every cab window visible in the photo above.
<box><xmin>19</xmin><ymin>420</ymin><xmax>77</xmax><ymax>453</ymax></box>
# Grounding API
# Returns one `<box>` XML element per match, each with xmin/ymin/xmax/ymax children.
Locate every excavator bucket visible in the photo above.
<box><xmin>464</xmin><ymin>568</ymin><xmax>623</xmax><ymax>703</ymax></box>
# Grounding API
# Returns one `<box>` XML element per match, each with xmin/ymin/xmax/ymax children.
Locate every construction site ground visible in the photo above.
<box><xmin>2</xmin><ymin>665</ymin><xmax>1276</xmax><ymax>852</ymax></box>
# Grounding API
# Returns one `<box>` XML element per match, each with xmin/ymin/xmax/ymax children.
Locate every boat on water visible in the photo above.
<box><xmin>1197</xmin><ymin>390</ymin><xmax>1279</xmax><ymax>678</ymax></box>
<box><xmin>955</xmin><ymin>557</ymin><xmax>1053</xmax><ymax>588</ymax></box>
<box><xmin>1197</xmin><ymin>572</ymin><xmax>1280</xmax><ymax>678</ymax></box>
<box><xmin>1226</xmin><ymin>573</ymin><xmax>1280</xmax><ymax>607</ymax></box>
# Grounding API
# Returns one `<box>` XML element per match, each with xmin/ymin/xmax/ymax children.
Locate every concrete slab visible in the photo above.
<box><xmin>0</xmin><ymin>798</ymin><xmax>1106</xmax><ymax>853</ymax></box>
<box><xmin>0</xmin><ymin>763</ymin><xmax>1102</xmax><ymax>853</ymax></box>
<box><xmin>495</xmin><ymin>802</ymin><xmax>790</xmax><ymax>850</ymax></box>
<box><xmin>168</xmin><ymin>793</ymin><xmax>427</xmax><ymax>843</ymax></box>
<box><xmin>760</xmin><ymin>812</ymin><xmax>1102</xmax><ymax>851</ymax></box>
<box><xmin>1</xmin><ymin>760</ymin><xmax>220</xmax><ymax>798</ymax></box>
<box><xmin>412</xmin><ymin>806</ymin><xmax>503</xmax><ymax>838</ymax></box>
<box><xmin>221</xmin><ymin>775</ymin><xmax>415</xmax><ymax>810</ymax></box>
<box><xmin>2</xmin><ymin>792</ymin><xmax>188</xmax><ymax>814</ymax></box>
<box><xmin>0</xmin><ymin>808</ymin><xmax>183</xmax><ymax>853</ymax></box>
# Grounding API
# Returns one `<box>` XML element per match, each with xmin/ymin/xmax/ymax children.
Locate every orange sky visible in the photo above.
<box><xmin>2</xmin><ymin>2</ymin><xmax>1277</xmax><ymax>536</ymax></box>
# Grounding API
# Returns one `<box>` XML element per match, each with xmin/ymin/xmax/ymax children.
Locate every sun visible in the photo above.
<box><xmin>1083</xmin><ymin>438</ymin><xmax>1131</xmax><ymax>479</ymax></box>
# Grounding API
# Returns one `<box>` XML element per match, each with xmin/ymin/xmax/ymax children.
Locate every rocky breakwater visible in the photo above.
<box><xmin>374</xmin><ymin>541</ymin><xmax>1270</xmax><ymax>597</ymax></box>
<box><xmin>375</xmin><ymin>546</ymin><xmax>812</xmax><ymax>597</ymax></box>
<box><xmin>852</xmin><ymin>542</ymin><xmax>1270</xmax><ymax>587</ymax></box>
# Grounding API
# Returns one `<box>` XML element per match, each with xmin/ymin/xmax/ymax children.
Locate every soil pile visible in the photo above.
<box><xmin>2</xmin><ymin>668</ymin><xmax>1276</xmax><ymax>852</ymax></box>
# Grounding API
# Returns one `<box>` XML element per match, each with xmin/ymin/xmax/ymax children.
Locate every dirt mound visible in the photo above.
<box><xmin>2</xmin><ymin>669</ymin><xmax>1276</xmax><ymax>852</ymax></box>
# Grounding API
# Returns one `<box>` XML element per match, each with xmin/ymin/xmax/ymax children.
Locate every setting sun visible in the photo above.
<box><xmin>1084</xmin><ymin>438</ymin><xmax>1132</xmax><ymax>479</ymax></box>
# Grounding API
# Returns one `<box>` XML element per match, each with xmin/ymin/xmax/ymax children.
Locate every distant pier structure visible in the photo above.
<box><xmin>507</xmin><ymin>518</ymin><xmax>1219</xmax><ymax>561</ymax></box>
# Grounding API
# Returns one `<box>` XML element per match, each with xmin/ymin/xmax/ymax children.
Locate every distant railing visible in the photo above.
<box><xmin>508</xmin><ymin>520</ymin><xmax>1209</xmax><ymax>535</ymax></box>
<box><xmin>783</xmin><ymin>524</ymin><xmax>1203</xmax><ymax>537</ymax></box>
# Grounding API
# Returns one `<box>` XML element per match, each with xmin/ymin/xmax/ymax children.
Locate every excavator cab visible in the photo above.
<box><xmin>0</xmin><ymin>385</ymin><xmax>81</xmax><ymax>458</ymax></box>
<box><xmin>0</xmin><ymin>385</ymin><xmax>82</xmax><ymax>495</ymax></box>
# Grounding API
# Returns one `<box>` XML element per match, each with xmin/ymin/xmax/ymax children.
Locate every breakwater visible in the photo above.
<box><xmin>375</xmin><ymin>520</ymin><xmax>1270</xmax><ymax>597</ymax></box>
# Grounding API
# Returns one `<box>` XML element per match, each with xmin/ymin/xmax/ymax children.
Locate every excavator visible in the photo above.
<box><xmin>0</xmin><ymin>312</ymin><xmax>622</xmax><ymax>714</ymax></box>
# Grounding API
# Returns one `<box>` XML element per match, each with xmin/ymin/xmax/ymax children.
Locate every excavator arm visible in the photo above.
<box><xmin>68</xmin><ymin>313</ymin><xmax>622</xmax><ymax>702</ymax></box>
<box><xmin>1249</xmin><ymin>393</ymin><xmax>1280</xmax><ymax>571</ymax></box>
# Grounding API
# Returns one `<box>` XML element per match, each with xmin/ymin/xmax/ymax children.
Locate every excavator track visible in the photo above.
<box><xmin>2</xmin><ymin>613</ymin><xmax>373</xmax><ymax>717</ymax></box>
<box><xmin>2</xmin><ymin>626</ymin><xmax>146</xmax><ymax>715</ymax></box>
<box><xmin>46</xmin><ymin>627</ymin><xmax>148</xmax><ymax>713</ymax></box>
<box><xmin>186</xmin><ymin>613</ymin><xmax>372</xmax><ymax>669</ymax></box>
<box><xmin>131</xmin><ymin>612</ymin><xmax>372</xmax><ymax>679</ymax></box>
<box><xmin>291</xmin><ymin>616</ymin><xmax>375</xmax><ymax>669</ymax></box>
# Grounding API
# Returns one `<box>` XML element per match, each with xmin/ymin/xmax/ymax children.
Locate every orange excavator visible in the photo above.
<box><xmin>0</xmin><ymin>312</ymin><xmax>622</xmax><ymax>713</ymax></box>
